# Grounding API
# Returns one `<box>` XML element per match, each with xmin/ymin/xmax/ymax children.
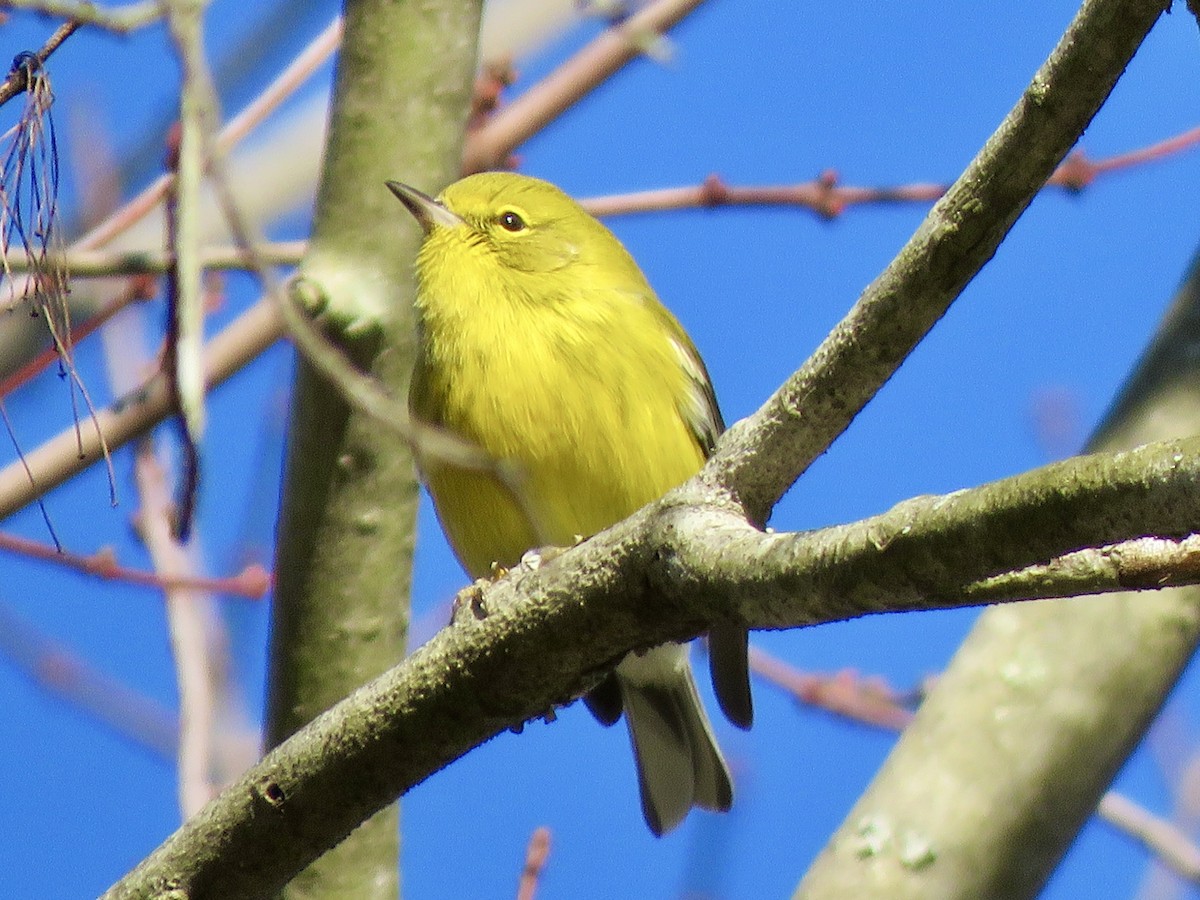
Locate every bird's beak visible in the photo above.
<box><xmin>386</xmin><ymin>181</ymin><xmax>465</xmax><ymax>233</ymax></box>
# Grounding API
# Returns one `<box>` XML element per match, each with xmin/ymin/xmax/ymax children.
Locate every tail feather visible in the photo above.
<box><xmin>709</xmin><ymin>624</ymin><xmax>753</xmax><ymax>730</ymax></box>
<box><xmin>583</xmin><ymin>672</ymin><xmax>624</xmax><ymax>727</ymax></box>
<box><xmin>618</xmin><ymin>646</ymin><xmax>733</xmax><ymax>836</ymax></box>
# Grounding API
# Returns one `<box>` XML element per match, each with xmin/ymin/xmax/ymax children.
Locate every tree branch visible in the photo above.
<box><xmin>100</xmin><ymin>433</ymin><xmax>1200</xmax><ymax>898</ymax></box>
<box><xmin>0</xmin><ymin>0</ymin><xmax>164</xmax><ymax>34</ymax></box>
<box><xmin>708</xmin><ymin>0</ymin><xmax>1171</xmax><ymax>526</ymax></box>
<box><xmin>0</xmin><ymin>19</ymin><xmax>79</xmax><ymax>107</ymax></box>
<box><xmin>461</xmin><ymin>0</ymin><xmax>711</xmax><ymax>173</ymax></box>
<box><xmin>0</xmin><ymin>294</ymin><xmax>281</xmax><ymax>519</ymax></box>
<box><xmin>665</xmin><ymin>437</ymin><xmax>1200</xmax><ymax>628</ymax></box>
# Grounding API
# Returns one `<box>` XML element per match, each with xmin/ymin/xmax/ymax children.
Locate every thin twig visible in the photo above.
<box><xmin>0</xmin><ymin>599</ymin><xmax>179</xmax><ymax>757</ymax></box>
<box><xmin>515</xmin><ymin>827</ymin><xmax>552</xmax><ymax>900</ymax></box>
<box><xmin>0</xmin><ymin>275</ymin><xmax>155</xmax><ymax>396</ymax></box>
<box><xmin>0</xmin><ymin>240</ymin><xmax>307</xmax><ymax>277</ymax></box>
<box><xmin>0</xmin><ymin>529</ymin><xmax>269</xmax><ymax>597</ymax></box>
<box><xmin>0</xmin><ymin>0</ymin><xmax>164</xmax><ymax>34</ymax></box>
<box><xmin>74</xmin><ymin>15</ymin><xmax>340</xmax><ymax>252</ymax></box>
<box><xmin>162</xmin><ymin>0</ymin><xmax>220</xmax><ymax>539</ymax></box>
<box><xmin>0</xmin><ymin>19</ymin><xmax>79</xmax><ymax>107</ymax></box>
<box><xmin>0</xmin><ymin>39</ymin><xmax>119</xmax><ymax>518</ymax></box>
<box><xmin>748</xmin><ymin>645</ymin><xmax>915</xmax><ymax>732</ymax></box>
<box><xmin>1099</xmin><ymin>792</ymin><xmax>1200</xmax><ymax>885</ymax></box>
<box><xmin>580</xmin><ymin>125</ymin><xmax>1200</xmax><ymax>219</ymax></box>
<box><xmin>462</xmin><ymin>0</ymin><xmax>711</xmax><ymax>172</ymax></box>
<box><xmin>133</xmin><ymin>440</ymin><xmax>220</xmax><ymax>817</ymax></box>
<box><xmin>0</xmin><ymin>292</ymin><xmax>283</xmax><ymax>521</ymax></box>
<box><xmin>1053</xmin><ymin>126</ymin><xmax>1200</xmax><ymax>186</ymax></box>
<box><xmin>129</xmin><ymin>439</ymin><xmax>260</xmax><ymax>820</ymax></box>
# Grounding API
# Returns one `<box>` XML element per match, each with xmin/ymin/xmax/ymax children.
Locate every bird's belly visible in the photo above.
<box><xmin>421</xmin><ymin>375</ymin><xmax>702</xmax><ymax>579</ymax></box>
<box><xmin>413</xmin><ymin>313</ymin><xmax>706</xmax><ymax>579</ymax></box>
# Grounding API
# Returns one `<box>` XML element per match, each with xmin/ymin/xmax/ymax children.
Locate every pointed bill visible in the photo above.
<box><xmin>386</xmin><ymin>181</ymin><xmax>465</xmax><ymax>232</ymax></box>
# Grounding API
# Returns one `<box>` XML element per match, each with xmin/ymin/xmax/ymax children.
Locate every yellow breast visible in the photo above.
<box><xmin>411</xmin><ymin>242</ymin><xmax>704</xmax><ymax>578</ymax></box>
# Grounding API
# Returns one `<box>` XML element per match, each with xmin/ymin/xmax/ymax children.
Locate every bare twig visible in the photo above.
<box><xmin>0</xmin><ymin>19</ymin><xmax>79</xmax><ymax>107</ymax></box>
<box><xmin>162</xmin><ymin>0</ymin><xmax>221</xmax><ymax>539</ymax></box>
<box><xmin>1056</xmin><ymin>124</ymin><xmax>1200</xmax><ymax>184</ymax></box>
<box><xmin>0</xmin><ymin>600</ymin><xmax>178</xmax><ymax>757</ymax></box>
<box><xmin>580</xmin><ymin>125</ymin><xmax>1200</xmax><ymax>219</ymax></box>
<box><xmin>74</xmin><ymin>15</ymin><xmax>340</xmax><ymax>252</ymax></box>
<box><xmin>462</xmin><ymin>0</ymin><xmax>710</xmax><ymax>172</ymax></box>
<box><xmin>0</xmin><ymin>292</ymin><xmax>283</xmax><ymax>521</ymax></box>
<box><xmin>0</xmin><ymin>275</ymin><xmax>156</xmax><ymax>396</ymax></box>
<box><xmin>0</xmin><ymin>240</ymin><xmax>307</xmax><ymax>277</ymax></box>
<box><xmin>516</xmin><ymin>827</ymin><xmax>552</xmax><ymax>900</ymax></box>
<box><xmin>0</xmin><ymin>528</ymin><xmax>269</xmax><ymax>597</ymax></box>
<box><xmin>1099</xmin><ymin>792</ymin><xmax>1200</xmax><ymax>885</ymax></box>
<box><xmin>748</xmin><ymin>645</ymin><xmax>915</xmax><ymax>732</ymax></box>
<box><xmin>0</xmin><ymin>0</ymin><xmax>164</xmax><ymax>34</ymax></box>
<box><xmin>133</xmin><ymin>440</ymin><xmax>220</xmax><ymax>817</ymax></box>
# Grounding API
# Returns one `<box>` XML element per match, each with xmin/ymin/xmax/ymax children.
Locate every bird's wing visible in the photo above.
<box><xmin>659</xmin><ymin>312</ymin><xmax>755</xmax><ymax>729</ymax></box>
<box><xmin>667</xmin><ymin>333</ymin><xmax>725</xmax><ymax>457</ymax></box>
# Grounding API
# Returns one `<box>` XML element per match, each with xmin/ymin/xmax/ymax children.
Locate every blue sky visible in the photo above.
<box><xmin>1</xmin><ymin>2</ymin><xmax>1199</xmax><ymax>897</ymax></box>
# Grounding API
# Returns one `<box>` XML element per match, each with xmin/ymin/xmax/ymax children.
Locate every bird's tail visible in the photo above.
<box><xmin>617</xmin><ymin>645</ymin><xmax>733</xmax><ymax>836</ymax></box>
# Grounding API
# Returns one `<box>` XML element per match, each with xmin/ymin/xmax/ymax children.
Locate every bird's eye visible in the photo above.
<box><xmin>497</xmin><ymin>210</ymin><xmax>527</xmax><ymax>232</ymax></box>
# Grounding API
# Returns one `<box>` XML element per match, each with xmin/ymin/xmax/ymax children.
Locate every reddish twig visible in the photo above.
<box><xmin>466</xmin><ymin>58</ymin><xmax>516</xmax><ymax>137</ymax></box>
<box><xmin>73</xmin><ymin>16</ymin><xmax>341</xmax><ymax>253</ymax></box>
<box><xmin>748</xmin><ymin>644</ymin><xmax>916</xmax><ymax>732</ymax></box>
<box><xmin>0</xmin><ymin>599</ymin><xmax>178</xmax><ymax>757</ymax></box>
<box><xmin>462</xmin><ymin>0</ymin><xmax>710</xmax><ymax>173</ymax></box>
<box><xmin>516</xmin><ymin>826</ymin><xmax>552</xmax><ymax>900</ymax></box>
<box><xmin>0</xmin><ymin>274</ymin><xmax>157</xmax><ymax>397</ymax></box>
<box><xmin>1054</xmin><ymin>124</ymin><xmax>1200</xmax><ymax>187</ymax></box>
<box><xmin>0</xmin><ymin>529</ymin><xmax>270</xmax><ymax>598</ymax></box>
<box><xmin>581</xmin><ymin>125</ymin><xmax>1200</xmax><ymax>219</ymax></box>
<box><xmin>0</xmin><ymin>291</ymin><xmax>283</xmax><ymax>521</ymax></box>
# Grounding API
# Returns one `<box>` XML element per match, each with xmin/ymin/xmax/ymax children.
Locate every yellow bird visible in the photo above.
<box><xmin>389</xmin><ymin>173</ymin><xmax>751</xmax><ymax>836</ymax></box>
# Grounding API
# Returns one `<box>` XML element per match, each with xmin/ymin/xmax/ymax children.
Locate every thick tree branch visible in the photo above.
<box><xmin>709</xmin><ymin>0</ymin><xmax>1171</xmax><ymax>525</ymax></box>
<box><xmin>101</xmin><ymin>434</ymin><xmax>1200</xmax><ymax>899</ymax></box>
<box><xmin>794</xmin><ymin>193</ymin><xmax>1200</xmax><ymax>900</ymax></box>
<box><xmin>664</xmin><ymin>436</ymin><xmax>1200</xmax><ymax>627</ymax></box>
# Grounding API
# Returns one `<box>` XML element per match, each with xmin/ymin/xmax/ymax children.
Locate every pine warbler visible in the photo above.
<box><xmin>389</xmin><ymin>173</ymin><xmax>751</xmax><ymax>836</ymax></box>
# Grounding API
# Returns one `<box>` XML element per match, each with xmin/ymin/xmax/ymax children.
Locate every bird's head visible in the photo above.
<box><xmin>387</xmin><ymin>173</ymin><xmax>647</xmax><ymax>305</ymax></box>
